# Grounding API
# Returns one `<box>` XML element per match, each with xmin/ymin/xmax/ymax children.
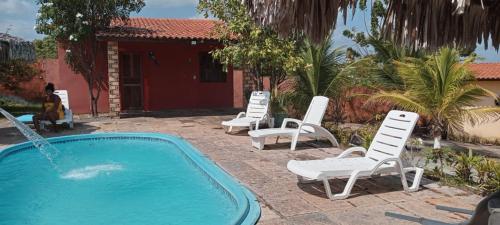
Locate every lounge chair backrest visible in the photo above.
<box><xmin>54</xmin><ymin>90</ymin><xmax>70</xmax><ymax>110</ymax></box>
<box><xmin>301</xmin><ymin>96</ymin><xmax>329</xmax><ymax>133</ymax></box>
<box><xmin>246</xmin><ymin>91</ymin><xmax>270</xmax><ymax>118</ymax></box>
<box><xmin>366</xmin><ymin>110</ymin><xmax>419</xmax><ymax>162</ymax></box>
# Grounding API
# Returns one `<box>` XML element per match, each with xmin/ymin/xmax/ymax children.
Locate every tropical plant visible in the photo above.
<box><xmin>197</xmin><ymin>0</ymin><xmax>303</xmax><ymax>95</ymax></box>
<box><xmin>475</xmin><ymin>158</ymin><xmax>498</xmax><ymax>184</ymax></box>
<box><xmin>367</xmin><ymin>47</ymin><xmax>500</xmax><ymax>149</ymax></box>
<box><xmin>281</xmin><ymin>36</ymin><xmax>345</xmax><ymax>115</ymax></box>
<box><xmin>424</xmin><ymin>147</ymin><xmax>454</xmax><ymax>177</ymax></box>
<box><xmin>326</xmin><ymin>125</ymin><xmax>354</xmax><ymax>148</ymax></box>
<box><xmin>453</xmin><ymin>149</ymin><xmax>482</xmax><ymax>184</ymax></box>
<box><xmin>356</xmin><ymin>124</ymin><xmax>377</xmax><ymax>150</ymax></box>
<box><xmin>35</xmin><ymin>0</ymin><xmax>145</xmax><ymax>116</ymax></box>
<box><xmin>342</xmin><ymin>0</ymin><xmax>423</xmax><ymax>89</ymax></box>
<box><xmin>475</xmin><ymin>160</ymin><xmax>500</xmax><ymax>195</ymax></box>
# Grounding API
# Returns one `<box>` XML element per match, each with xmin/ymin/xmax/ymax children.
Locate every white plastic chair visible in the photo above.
<box><xmin>287</xmin><ymin>110</ymin><xmax>423</xmax><ymax>200</ymax></box>
<box><xmin>40</xmin><ymin>90</ymin><xmax>74</xmax><ymax>129</ymax></box>
<box><xmin>222</xmin><ymin>91</ymin><xmax>270</xmax><ymax>132</ymax></box>
<box><xmin>248</xmin><ymin>96</ymin><xmax>338</xmax><ymax>150</ymax></box>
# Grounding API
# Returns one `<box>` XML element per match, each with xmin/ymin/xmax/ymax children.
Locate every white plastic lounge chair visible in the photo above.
<box><xmin>222</xmin><ymin>91</ymin><xmax>270</xmax><ymax>132</ymax></box>
<box><xmin>40</xmin><ymin>90</ymin><xmax>74</xmax><ymax>129</ymax></box>
<box><xmin>287</xmin><ymin>110</ymin><xmax>423</xmax><ymax>200</ymax></box>
<box><xmin>248</xmin><ymin>96</ymin><xmax>338</xmax><ymax>150</ymax></box>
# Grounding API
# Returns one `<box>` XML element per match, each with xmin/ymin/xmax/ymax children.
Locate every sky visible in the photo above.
<box><xmin>1</xmin><ymin>0</ymin><xmax>498</xmax><ymax>62</ymax></box>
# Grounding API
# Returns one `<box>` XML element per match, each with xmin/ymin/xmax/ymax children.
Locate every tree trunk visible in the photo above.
<box><xmin>432</xmin><ymin>119</ymin><xmax>443</xmax><ymax>149</ymax></box>
<box><xmin>433</xmin><ymin>135</ymin><xmax>441</xmax><ymax>149</ymax></box>
<box><xmin>253</xmin><ymin>67</ymin><xmax>263</xmax><ymax>91</ymax></box>
<box><xmin>91</xmin><ymin>97</ymin><xmax>98</xmax><ymax>117</ymax></box>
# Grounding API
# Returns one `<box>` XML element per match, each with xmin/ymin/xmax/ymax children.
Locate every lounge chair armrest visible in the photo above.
<box><xmin>259</xmin><ymin>113</ymin><xmax>269</xmax><ymax>120</ymax></box>
<box><xmin>371</xmin><ymin>157</ymin><xmax>403</xmax><ymax>175</ymax></box>
<box><xmin>299</xmin><ymin>122</ymin><xmax>340</xmax><ymax>147</ymax></box>
<box><xmin>236</xmin><ymin>112</ymin><xmax>246</xmax><ymax>118</ymax></box>
<box><xmin>336</xmin><ymin>146</ymin><xmax>367</xmax><ymax>159</ymax></box>
<box><xmin>281</xmin><ymin>118</ymin><xmax>302</xmax><ymax>129</ymax></box>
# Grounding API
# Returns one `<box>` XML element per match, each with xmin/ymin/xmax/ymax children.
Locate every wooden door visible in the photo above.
<box><xmin>120</xmin><ymin>53</ymin><xmax>143</xmax><ymax>110</ymax></box>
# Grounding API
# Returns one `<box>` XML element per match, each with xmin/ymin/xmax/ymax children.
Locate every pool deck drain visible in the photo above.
<box><xmin>0</xmin><ymin>115</ymin><xmax>484</xmax><ymax>225</ymax></box>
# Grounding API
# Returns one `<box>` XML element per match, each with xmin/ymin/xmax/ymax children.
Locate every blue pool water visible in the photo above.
<box><xmin>0</xmin><ymin>133</ymin><xmax>260</xmax><ymax>225</ymax></box>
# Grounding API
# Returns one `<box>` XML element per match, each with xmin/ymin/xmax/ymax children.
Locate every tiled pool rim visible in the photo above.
<box><xmin>0</xmin><ymin>132</ymin><xmax>261</xmax><ymax>225</ymax></box>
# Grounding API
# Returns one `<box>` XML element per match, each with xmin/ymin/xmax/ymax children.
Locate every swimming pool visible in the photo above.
<box><xmin>0</xmin><ymin>133</ymin><xmax>260</xmax><ymax>225</ymax></box>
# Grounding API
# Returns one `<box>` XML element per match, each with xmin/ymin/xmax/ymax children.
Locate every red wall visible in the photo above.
<box><xmin>118</xmin><ymin>40</ymin><xmax>234</xmax><ymax>111</ymax></box>
<box><xmin>52</xmin><ymin>44</ymin><xmax>110</xmax><ymax>114</ymax></box>
<box><xmin>17</xmin><ymin>40</ymin><xmax>240</xmax><ymax>115</ymax></box>
<box><xmin>0</xmin><ymin>56</ymin><xmax>110</xmax><ymax>116</ymax></box>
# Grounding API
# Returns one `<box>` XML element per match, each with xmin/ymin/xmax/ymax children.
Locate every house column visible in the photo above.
<box><xmin>233</xmin><ymin>69</ymin><xmax>244</xmax><ymax>108</ymax></box>
<box><xmin>107</xmin><ymin>41</ymin><xmax>120</xmax><ymax>117</ymax></box>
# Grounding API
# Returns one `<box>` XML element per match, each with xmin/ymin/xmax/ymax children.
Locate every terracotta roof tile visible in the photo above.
<box><xmin>468</xmin><ymin>63</ymin><xmax>500</xmax><ymax>80</ymax></box>
<box><xmin>97</xmin><ymin>17</ymin><xmax>221</xmax><ymax>40</ymax></box>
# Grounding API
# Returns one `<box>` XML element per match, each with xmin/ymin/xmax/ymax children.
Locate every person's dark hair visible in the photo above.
<box><xmin>45</xmin><ymin>83</ymin><xmax>55</xmax><ymax>92</ymax></box>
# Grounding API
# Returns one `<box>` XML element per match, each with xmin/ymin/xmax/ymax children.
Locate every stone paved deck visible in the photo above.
<box><xmin>0</xmin><ymin>114</ymin><xmax>483</xmax><ymax>225</ymax></box>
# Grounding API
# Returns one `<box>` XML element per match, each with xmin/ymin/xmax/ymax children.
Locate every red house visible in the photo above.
<box><xmin>51</xmin><ymin>18</ymin><xmax>252</xmax><ymax>116</ymax></box>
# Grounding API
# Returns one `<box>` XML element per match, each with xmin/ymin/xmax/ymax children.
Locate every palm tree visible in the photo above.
<box><xmin>367</xmin><ymin>38</ymin><xmax>425</xmax><ymax>90</ymax></box>
<box><xmin>282</xmin><ymin>35</ymin><xmax>345</xmax><ymax>116</ymax></box>
<box><xmin>367</xmin><ymin>47</ymin><xmax>500</xmax><ymax>149</ymax></box>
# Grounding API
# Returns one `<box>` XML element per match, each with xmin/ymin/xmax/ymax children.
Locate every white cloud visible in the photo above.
<box><xmin>145</xmin><ymin>0</ymin><xmax>197</xmax><ymax>8</ymax></box>
<box><xmin>0</xmin><ymin>0</ymin><xmax>32</xmax><ymax>15</ymax></box>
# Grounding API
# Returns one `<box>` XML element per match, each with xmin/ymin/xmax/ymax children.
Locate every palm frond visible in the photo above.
<box><xmin>285</xmin><ymin>34</ymin><xmax>345</xmax><ymax>115</ymax></box>
<box><xmin>463</xmin><ymin>107</ymin><xmax>500</xmax><ymax>127</ymax></box>
<box><xmin>367</xmin><ymin>91</ymin><xmax>429</xmax><ymax>115</ymax></box>
<box><xmin>373</xmin><ymin>47</ymin><xmax>499</xmax><ymax>138</ymax></box>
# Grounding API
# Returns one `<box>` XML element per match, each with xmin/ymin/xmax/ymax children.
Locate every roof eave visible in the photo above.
<box><xmin>95</xmin><ymin>35</ymin><xmax>222</xmax><ymax>43</ymax></box>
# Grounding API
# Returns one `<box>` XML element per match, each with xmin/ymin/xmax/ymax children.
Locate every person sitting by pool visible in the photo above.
<box><xmin>33</xmin><ymin>83</ymin><xmax>64</xmax><ymax>132</ymax></box>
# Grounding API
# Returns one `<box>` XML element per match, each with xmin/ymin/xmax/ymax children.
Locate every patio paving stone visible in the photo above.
<box><xmin>0</xmin><ymin>114</ymin><xmax>486</xmax><ymax>225</ymax></box>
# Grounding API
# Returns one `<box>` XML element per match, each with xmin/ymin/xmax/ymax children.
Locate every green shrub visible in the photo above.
<box><xmin>475</xmin><ymin>159</ymin><xmax>500</xmax><ymax>195</ymax></box>
<box><xmin>452</xmin><ymin>149</ymin><xmax>482</xmax><ymax>184</ymax></box>
<box><xmin>424</xmin><ymin>147</ymin><xmax>454</xmax><ymax>177</ymax></box>
<box><xmin>327</xmin><ymin>125</ymin><xmax>354</xmax><ymax>148</ymax></box>
<box><xmin>356</xmin><ymin>124</ymin><xmax>378</xmax><ymax>149</ymax></box>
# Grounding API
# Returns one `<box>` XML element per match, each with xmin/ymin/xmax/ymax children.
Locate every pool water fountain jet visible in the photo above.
<box><xmin>0</xmin><ymin>108</ymin><xmax>126</xmax><ymax>179</ymax></box>
<box><xmin>0</xmin><ymin>107</ymin><xmax>61</xmax><ymax>171</ymax></box>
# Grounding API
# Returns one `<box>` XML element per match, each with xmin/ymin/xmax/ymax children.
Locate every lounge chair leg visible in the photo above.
<box><xmin>251</xmin><ymin>137</ymin><xmax>265</xmax><ymax>150</ymax></box>
<box><xmin>290</xmin><ymin>133</ymin><xmax>299</xmax><ymax>151</ymax></box>
<box><xmin>275</xmin><ymin>136</ymin><xmax>280</xmax><ymax>144</ymax></box>
<box><xmin>403</xmin><ymin>167</ymin><xmax>423</xmax><ymax>192</ymax></box>
<box><xmin>228</xmin><ymin>126</ymin><xmax>233</xmax><ymax>133</ymax></box>
<box><xmin>315</xmin><ymin>126</ymin><xmax>340</xmax><ymax>147</ymax></box>
<box><xmin>323</xmin><ymin>171</ymin><xmax>361</xmax><ymax>200</ymax></box>
<box><xmin>69</xmin><ymin>122</ymin><xmax>74</xmax><ymax>129</ymax></box>
<box><xmin>323</xmin><ymin>179</ymin><xmax>334</xmax><ymax>200</ymax></box>
<box><xmin>395</xmin><ymin>162</ymin><xmax>412</xmax><ymax>192</ymax></box>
